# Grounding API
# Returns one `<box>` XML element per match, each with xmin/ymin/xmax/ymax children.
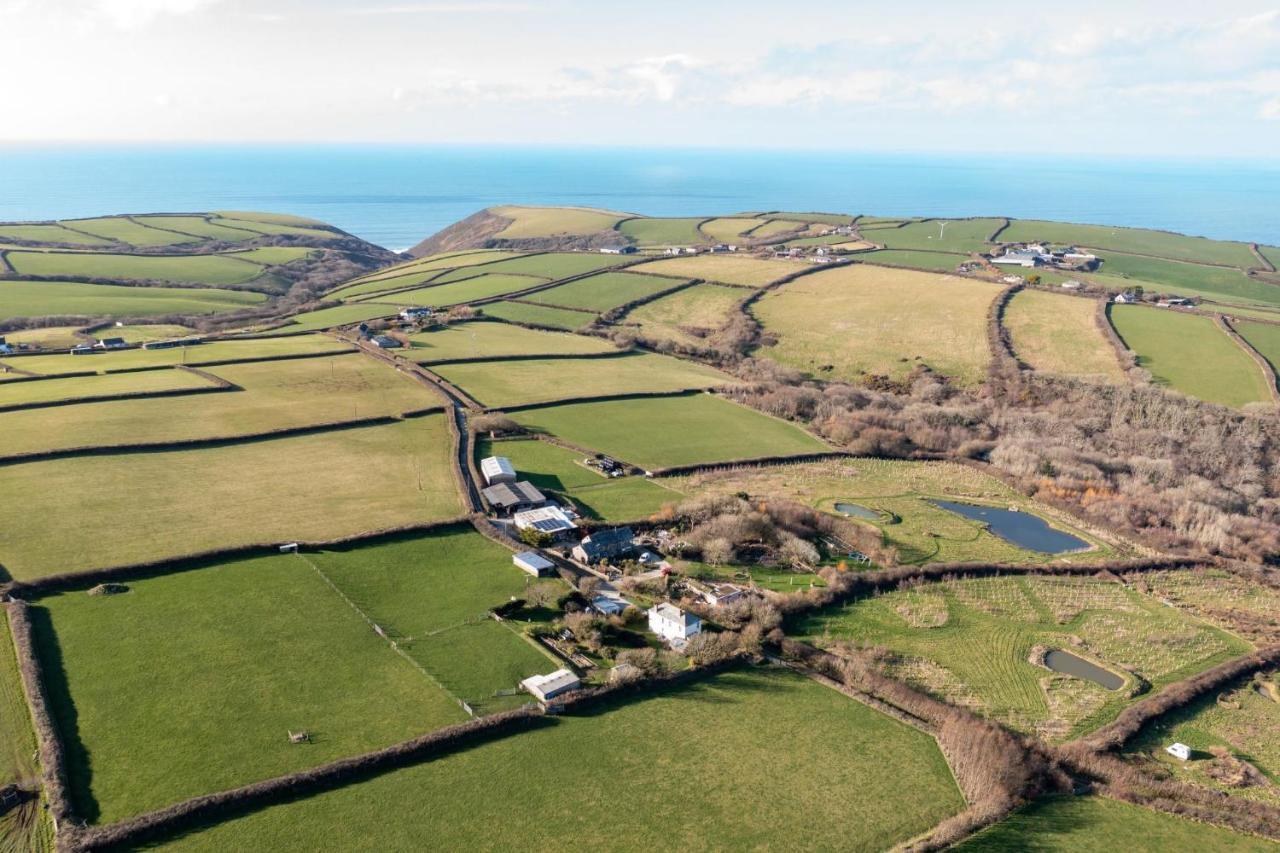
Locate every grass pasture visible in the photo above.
<box><xmin>622</xmin><ymin>282</ymin><xmax>743</xmax><ymax>346</ymax></box>
<box><xmin>0</xmin><ymin>326</ymin><xmax>85</xmax><ymax>349</ymax></box>
<box><xmin>1230</xmin><ymin>319</ymin><xmax>1280</xmax><ymax>376</ymax></box>
<box><xmin>0</xmin><ymin>613</ymin><xmax>37</xmax><ymax>788</ymax></box>
<box><xmin>152</xmin><ymin>667</ymin><xmax>964</xmax><ymax>853</ymax></box>
<box><xmin>617</xmin><ymin>217</ymin><xmax>708</xmax><ymax>246</ymax></box>
<box><xmin>1004</xmin><ymin>289</ymin><xmax>1124</xmax><ymax>380</ymax></box>
<box><xmin>133</xmin><ymin>215</ymin><xmax>260</xmax><ymax>242</ymax></box>
<box><xmin>1095</xmin><ymin>253</ymin><xmax>1279</xmax><ymax>306</ymax></box>
<box><xmin>4</xmin><ymin>333</ymin><xmax>351</xmax><ymax>376</ymax></box>
<box><xmin>337</xmin><ymin>251</ymin><xmax>520</xmax><ymax>293</ymax></box>
<box><xmin>631</xmin><ymin>253</ymin><xmax>800</xmax><ymax>286</ymax></box>
<box><xmin>97</xmin><ymin>323</ymin><xmax>195</xmax><ymax>343</ymax></box>
<box><xmin>32</xmin><ymin>552</ymin><xmax>466</xmax><ymax>823</ymax></box>
<box><xmin>280</xmin><ymin>303</ymin><xmax>399</xmax><ymax>332</ymax></box>
<box><xmin>0</xmin><ymin>416</ymin><xmax>460</xmax><ymax>578</ymax></box>
<box><xmin>874</xmin><ymin>218</ymin><xmax>1002</xmax><ymax>254</ymax></box>
<box><xmin>1000</xmin><ymin>220</ymin><xmax>1260</xmax><ymax>268</ymax></box>
<box><xmin>1</xmin><ymin>354</ymin><xmax>439</xmax><ymax>457</ymax></box>
<box><xmin>212</xmin><ymin>217</ymin><xmax>338</xmax><ymax>240</ymax></box>
<box><xmin>477</xmin><ymin>437</ymin><xmax>680</xmax><ymax>520</ymax></box>
<box><xmin>795</xmin><ymin>575</ymin><xmax>1249</xmax><ymax>739</ymax></box>
<box><xmin>754</xmin><ymin>263</ymin><xmax>1002</xmax><ymax>385</ymax></box>
<box><xmin>749</xmin><ymin>219</ymin><xmax>808</xmax><ymax>238</ymax></box>
<box><xmin>431</xmin><ymin>352</ymin><xmax>737</xmax><ymax>408</ymax></box>
<box><xmin>478</xmin><ymin>300</ymin><xmax>597</xmax><ymax>330</ymax></box>
<box><xmin>1109</xmin><ymin>305</ymin><xmax>1270</xmax><ymax>407</ymax></box>
<box><xmin>0</xmin><ymin>280</ymin><xmax>266</xmax><ymax>321</ymax></box>
<box><xmin>699</xmin><ymin>217</ymin><xmax>769</xmax><ymax>241</ymax></box>
<box><xmin>5</xmin><ymin>251</ymin><xmax>266</xmax><ymax>285</ymax></box>
<box><xmin>60</xmin><ymin>217</ymin><xmax>198</xmax><ymax>247</ymax></box>
<box><xmin>534</xmin><ymin>271</ymin><xmax>689</xmax><ymax>312</ymax></box>
<box><xmin>360</xmin><ymin>273</ymin><xmax>546</xmax><ymax>307</ymax></box>
<box><xmin>489</xmin><ymin>205</ymin><xmax>627</xmax><ymax>238</ymax></box>
<box><xmin>405</xmin><ymin>320</ymin><xmax>615</xmax><ymax>363</ymax></box>
<box><xmin>332</xmin><ymin>268</ymin><xmax>447</xmax><ymax>301</ymax></box>
<box><xmin>513</xmin><ymin>393</ymin><xmax>828</xmax><ymax>469</ymax></box>
<box><xmin>858</xmin><ymin>250</ymin><xmax>971</xmax><ymax>271</ymax></box>
<box><xmin>449</xmin><ymin>252</ymin><xmax>636</xmax><ymax>280</ymax></box>
<box><xmin>0</xmin><ymin>223</ymin><xmax>113</xmax><ymax>245</ymax></box>
<box><xmin>0</xmin><ymin>366</ymin><xmax>215</xmax><ymax>408</ymax></box>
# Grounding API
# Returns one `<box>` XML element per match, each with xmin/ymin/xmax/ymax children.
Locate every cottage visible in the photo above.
<box><xmin>1166</xmin><ymin>742</ymin><xmax>1192</xmax><ymax>761</ymax></box>
<box><xmin>95</xmin><ymin>337</ymin><xmax>127</xmax><ymax>350</ymax></box>
<box><xmin>370</xmin><ymin>335</ymin><xmax>401</xmax><ymax>349</ymax></box>
<box><xmin>482</xmin><ymin>480</ymin><xmax>546</xmax><ymax>514</ymax></box>
<box><xmin>513</xmin><ymin>551</ymin><xmax>555</xmax><ymax>577</ymax></box>
<box><xmin>1113</xmin><ymin>292</ymin><xmax>1138</xmax><ymax>304</ymax></box>
<box><xmin>648</xmin><ymin>602</ymin><xmax>701</xmax><ymax>643</ymax></box>
<box><xmin>690</xmin><ymin>580</ymin><xmax>746</xmax><ymax>607</ymax></box>
<box><xmin>399</xmin><ymin>307</ymin><xmax>433</xmax><ymax>322</ymax></box>
<box><xmin>521</xmin><ymin>668</ymin><xmax>580</xmax><ymax>702</ymax></box>
<box><xmin>572</xmin><ymin>527</ymin><xmax>636</xmax><ymax>564</ymax></box>
<box><xmin>513</xmin><ymin>505</ymin><xmax>578</xmax><ymax>537</ymax></box>
<box><xmin>479</xmin><ymin>455</ymin><xmax>517</xmax><ymax>486</ymax></box>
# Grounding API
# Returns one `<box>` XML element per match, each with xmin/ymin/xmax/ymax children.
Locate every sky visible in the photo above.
<box><xmin>2</xmin><ymin>0</ymin><xmax>1279</xmax><ymax>158</ymax></box>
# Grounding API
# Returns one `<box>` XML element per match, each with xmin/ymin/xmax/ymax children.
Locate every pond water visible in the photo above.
<box><xmin>930</xmin><ymin>501</ymin><xmax>1090</xmax><ymax>554</ymax></box>
<box><xmin>834</xmin><ymin>502</ymin><xmax>880</xmax><ymax>520</ymax></box>
<box><xmin>1044</xmin><ymin>649</ymin><xmax>1125</xmax><ymax>690</ymax></box>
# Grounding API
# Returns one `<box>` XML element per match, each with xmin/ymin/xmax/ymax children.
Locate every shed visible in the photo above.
<box><xmin>648</xmin><ymin>602</ymin><xmax>701</xmax><ymax>643</ymax></box>
<box><xmin>370</xmin><ymin>335</ymin><xmax>402</xmax><ymax>349</ymax></box>
<box><xmin>513</xmin><ymin>551</ymin><xmax>555</xmax><ymax>577</ymax></box>
<box><xmin>1166</xmin><ymin>742</ymin><xmax>1192</xmax><ymax>761</ymax></box>
<box><xmin>521</xmin><ymin>668</ymin><xmax>580</xmax><ymax>702</ymax></box>
<box><xmin>95</xmin><ymin>337</ymin><xmax>127</xmax><ymax>349</ymax></box>
<box><xmin>590</xmin><ymin>595</ymin><xmax>630</xmax><ymax>616</ymax></box>
<box><xmin>482</xmin><ymin>480</ymin><xmax>546</xmax><ymax>514</ymax></box>
<box><xmin>480</xmin><ymin>455</ymin><xmax>517</xmax><ymax>486</ymax></box>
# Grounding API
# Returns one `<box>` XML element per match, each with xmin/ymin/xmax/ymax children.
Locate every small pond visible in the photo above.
<box><xmin>930</xmin><ymin>500</ymin><xmax>1090</xmax><ymax>554</ymax></box>
<box><xmin>834</xmin><ymin>502</ymin><xmax>880</xmax><ymax>521</ymax></box>
<box><xmin>1044</xmin><ymin>649</ymin><xmax>1125</xmax><ymax>691</ymax></box>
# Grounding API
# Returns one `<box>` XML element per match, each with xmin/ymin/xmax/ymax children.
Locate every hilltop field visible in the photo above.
<box><xmin>3</xmin><ymin>204</ymin><xmax>1280</xmax><ymax>852</ymax></box>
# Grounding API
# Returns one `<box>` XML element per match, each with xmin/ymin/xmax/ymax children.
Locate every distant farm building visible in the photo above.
<box><xmin>95</xmin><ymin>337</ymin><xmax>128</xmax><ymax>350</ymax></box>
<box><xmin>571</xmin><ymin>527</ymin><xmax>636</xmax><ymax>564</ymax></box>
<box><xmin>599</xmin><ymin>246</ymin><xmax>636</xmax><ymax>255</ymax></box>
<box><xmin>649</xmin><ymin>603</ymin><xmax>701</xmax><ymax>643</ymax></box>
<box><xmin>590</xmin><ymin>595</ymin><xmax>630</xmax><ymax>616</ymax></box>
<box><xmin>1113</xmin><ymin>292</ymin><xmax>1139</xmax><ymax>304</ymax></box>
<box><xmin>1166</xmin><ymin>742</ymin><xmax>1192</xmax><ymax>761</ymax></box>
<box><xmin>690</xmin><ymin>580</ymin><xmax>746</xmax><ymax>607</ymax></box>
<box><xmin>480</xmin><ymin>456</ymin><xmax>517</xmax><ymax>486</ymax></box>
<box><xmin>1061</xmin><ymin>280</ymin><xmax>1083</xmax><ymax>290</ymax></box>
<box><xmin>370</xmin><ymin>335</ymin><xmax>401</xmax><ymax>349</ymax></box>
<box><xmin>482</xmin><ymin>480</ymin><xmax>546</xmax><ymax>514</ymax></box>
<box><xmin>399</xmin><ymin>307</ymin><xmax>433</xmax><ymax>322</ymax></box>
<box><xmin>992</xmin><ymin>249</ymin><xmax>1045</xmax><ymax>268</ymax></box>
<box><xmin>512</xmin><ymin>551</ymin><xmax>555</xmax><ymax>577</ymax></box>
<box><xmin>513</xmin><ymin>505</ymin><xmax>578</xmax><ymax>537</ymax></box>
<box><xmin>521</xmin><ymin>668</ymin><xmax>580</xmax><ymax>702</ymax></box>
<box><xmin>70</xmin><ymin>344</ymin><xmax>97</xmax><ymax>356</ymax></box>
<box><xmin>142</xmin><ymin>337</ymin><xmax>202</xmax><ymax>350</ymax></box>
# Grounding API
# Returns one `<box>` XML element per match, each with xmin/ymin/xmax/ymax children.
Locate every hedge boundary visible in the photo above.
<box><xmin>1218</xmin><ymin>315</ymin><xmax>1280</xmax><ymax>403</ymax></box>
<box><xmin>0</xmin><ymin>375</ymin><xmax>233</xmax><ymax>414</ymax></box>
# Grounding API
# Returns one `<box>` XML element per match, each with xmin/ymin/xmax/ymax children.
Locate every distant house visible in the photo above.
<box><xmin>521</xmin><ymin>668</ymin><xmax>580</xmax><ymax>702</ymax></box>
<box><xmin>1060</xmin><ymin>280</ymin><xmax>1084</xmax><ymax>290</ymax></box>
<box><xmin>1166</xmin><ymin>742</ymin><xmax>1192</xmax><ymax>761</ymax></box>
<box><xmin>95</xmin><ymin>337</ymin><xmax>127</xmax><ymax>350</ymax></box>
<box><xmin>649</xmin><ymin>603</ymin><xmax>701</xmax><ymax>643</ymax></box>
<box><xmin>599</xmin><ymin>246</ymin><xmax>636</xmax><ymax>255</ymax></box>
<box><xmin>370</xmin><ymin>335</ymin><xmax>401</xmax><ymax>349</ymax></box>
<box><xmin>479</xmin><ymin>455</ymin><xmax>517</xmax><ymax>486</ymax></box>
<box><xmin>513</xmin><ymin>551</ymin><xmax>555</xmax><ymax>577</ymax></box>
<box><xmin>399</xmin><ymin>307</ymin><xmax>433</xmax><ymax>322</ymax></box>
<box><xmin>1113</xmin><ymin>292</ymin><xmax>1139</xmax><ymax>304</ymax></box>
<box><xmin>513</xmin><ymin>505</ymin><xmax>578</xmax><ymax>537</ymax></box>
<box><xmin>690</xmin><ymin>580</ymin><xmax>746</xmax><ymax>607</ymax></box>
<box><xmin>482</xmin><ymin>480</ymin><xmax>546</xmax><ymax>514</ymax></box>
<box><xmin>572</xmin><ymin>527</ymin><xmax>636</xmax><ymax>564</ymax></box>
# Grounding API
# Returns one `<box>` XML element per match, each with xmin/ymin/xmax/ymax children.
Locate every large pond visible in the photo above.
<box><xmin>1043</xmin><ymin>649</ymin><xmax>1125</xmax><ymax>690</ymax></box>
<box><xmin>930</xmin><ymin>500</ymin><xmax>1090</xmax><ymax>554</ymax></box>
<box><xmin>834</xmin><ymin>502</ymin><xmax>880</xmax><ymax>521</ymax></box>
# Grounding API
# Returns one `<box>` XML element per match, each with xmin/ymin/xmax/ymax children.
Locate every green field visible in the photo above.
<box><xmin>4</xmin><ymin>333</ymin><xmax>350</xmax><ymax>376</ymax></box>
<box><xmin>0</xmin><ymin>416</ymin><xmax>460</xmax><ymax>578</ymax></box>
<box><xmin>0</xmin><ymin>325</ymin><xmax>84</xmax><ymax>349</ymax></box>
<box><xmin>1094</xmin><ymin>253</ymin><xmax>1279</xmax><ymax>306</ymax></box>
<box><xmin>489</xmin><ymin>205</ymin><xmax>627</xmax><ymax>238</ymax></box>
<box><xmin>441</xmin><ymin>252</ymin><xmax>630</xmax><ymax>280</ymax></box>
<box><xmin>513</xmin><ymin>392</ymin><xmax>828</xmax><ymax>469</ymax></box>
<box><xmin>623</xmin><ymin>282</ymin><xmax>743</xmax><ymax>346</ymax></box>
<box><xmin>337</xmin><ymin>251</ymin><xmax>520</xmax><ymax>294</ymax></box>
<box><xmin>617</xmin><ymin>217</ymin><xmax>708</xmax><ymax>245</ymax></box>
<box><xmin>1109</xmin><ymin>305</ymin><xmax>1270</xmax><ymax>407</ymax></box>
<box><xmin>754</xmin><ymin>263</ymin><xmax>1002</xmax><ymax>385</ymax></box>
<box><xmin>477</xmin><ymin>300</ymin><xmax>597</xmax><ymax>330</ymax></box>
<box><xmin>213</xmin><ymin>217</ymin><xmax>338</xmax><ymax>240</ymax></box>
<box><xmin>774</xmin><ymin>211</ymin><xmax>856</xmax><ymax>226</ymax></box>
<box><xmin>874</xmin><ymin>219</ymin><xmax>1002</xmax><ymax>254</ymax></box>
<box><xmin>96</xmin><ymin>323</ymin><xmax>194</xmax><ymax>343</ymax></box>
<box><xmin>280</xmin><ymin>303</ymin><xmax>399</xmax><ymax>332</ymax></box>
<box><xmin>152</xmin><ymin>668</ymin><xmax>964</xmax><ymax>852</ymax></box>
<box><xmin>632</xmin><ymin>253</ymin><xmax>800</xmax><ymax>286</ymax></box>
<box><xmin>1</xmin><ymin>355</ymin><xmax>438</xmax><ymax>457</ymax></box>
<box><xmin>1000</xmin><ymin>220</ymin><xmax>1260</xmax><ymax>268</ymax></box>
<box><xmin>795</xmin><ymin>575</ymin><xmax>1250</xmax><ymax>739</ymax></box>
<box><xmin>534</xmin><ymin>271</ymin><xmax>689</xmax><ymax>312</ymax></box>
<box><xmin>32</xmin><ymin>552</ymin><xmax>466</xmax><ymax>823</ymax></box>
<box><xmin>0</xmin><ymin>613</ymin><xmax>37</xmax><ymax>788</ymax></box>
<box><xmin>132</xmin><ymin>215</ymin><xmax>260</xmax><ymax>242</ymax></box>
<box><xmin>665</xmin><ymin>458</ymin><xmax>1110</xmax><ymax>566</ymax></box>
<box><xmin>750</xmin><ymin>219</ymin><xmax>808</xmax><ymax>238</ymax></box>
<box><xmin>228</xmin><ymin>246</ymin><xmax>314</xmax><ymax>266</ymax></box>
<box><xmin>332</xmin><ymin>267</ymin><xmax>448</xmax><ymax>300</ymax></box>
<box><xmin>0</xmin><ymin>280</ymin><xmax>267</xmax><ymax>321</ymax></box>
<box><xmin>477</xmin><ymin>437</ymin><xmax>681</xmax><ymax>520</ymax></box>
<box><xmin>60</xmin><ymin>217</ymin><xmax>198</xmax><ymax>247</ymax></box>
<box><xmin>405</xmin><ymin>321</ymin><xmax>615</xmax><ymax>362</ymax></box>
<box><xmin>857</xmin><ymin>250</ymin><xmax>972</xmax><ymax>271</ymax></box>
<box><xmin>1260</xmin><ymin>245</ymin><xmax>1280</xmax><ymax>269</ymax></box>
<box><xmin>360</xmin><ymin>273</ymin><xmax>546</xmax><ymax>307</ymax></box>
<box><xmin>0</xmin><ymin>223</ymin><xmax>113</xmax><ymax>245</ymax></box>
<box><xmin>958</xmin><ymin>795</ymin><xmax>1275</xmax><ymax>852</ymax></box>
<box><xmin>432</xmin><ymin>352</ymin><xmax>736</xmax><ymax>408</ymax></box>
<box><xmin>5</xmin><ymin>251</ymin><xmax>266</xmax><ymax>285</ymax></box>
<box><xmin>1228</xmin><ymin>319</ymin><xmax>1280</xmax><ymax>375</ymax></box>
<box><xmin>1004</xmin><ymin>289</ymin><xmax>1124</xmax><ymax>380</ymax></box>
<box><xmin>699</xmin><ymin>217</ymin><xmax>769</xmax><ymax>241</ymax></box>
<box><xmin>0</xmin><ymin>366</ymin><xmax>215</xmax><ymax>407</ymax></box>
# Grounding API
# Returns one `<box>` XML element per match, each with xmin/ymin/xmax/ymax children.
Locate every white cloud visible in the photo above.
<box><xmin>91</xmin><ymin>0</ymin><xmax>224</xmax><ymax>28</ymax></box>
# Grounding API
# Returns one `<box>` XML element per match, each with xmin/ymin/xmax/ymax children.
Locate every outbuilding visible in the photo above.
<box><xmin>370</xmin><ymin>335</ymin><xmax>402</xmax><ymax>349</ymax></box>
<box><xmin>513</xmin><ymin>505</ymin><xmax>578</xmax><ymax>537</ymax></box>
<box><xmin>512</xmin><ymin>551</ymin><xmax>555</xmax><ymax>577</ymax></box>
<box><xmin>648</xmin><ymin>602</ymin><xmax>701</xmax><ymax>643</ymax></box>
<box><xmin>95</xmin><ymin>337</ymin><xmax>128</xmax><ymax>350</ymax></box>
<box><xmin>1166</xmin><ymin>742</ymin><xmax>1192</xmax><ymax>761</ymax></box>
<box><xmin>482</xmin><ymin>480</ymin><xmax>546</xmax><ymax>514</ymax></box>
<box><xmin>479</xmin><ymin>455</ymin><xmax>517</xmax><ymax>486</ymax></box>
<box><xmin>399</xmin><ymin>307</ymin><xmax>433</xmax><ymax>322</ymax></box>
<box><xmin>521</xmin><ymin>668</ymin><xmax>580</xmax><ymax>702</ymax></box>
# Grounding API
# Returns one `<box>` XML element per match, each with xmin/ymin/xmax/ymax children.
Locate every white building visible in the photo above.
<box><xmin>399</xmin><ymin>307</ymin><xmax>433</xmax><ymax>321</ymax></box>
<box><xmin>648</xmin><ymin>603</ymin><xmax>701</xmax><ymax>643</ymax></box>
<box><xmin>521</xmin><ymin>668</ymin><xmax>580</xmax><ymax>702</ymax></box>
<box><xmin>479</xmin><ymin>455</ymin><xmax>516</xmax><ymax>486</ymax></box>
<box><xmin>512</xmin><ymin>551</ymin><xmax>555</xmax><ymax>577</ymax></box>
<box><xmin>513</xmin><ymin>505</ymin><xmax>578</xmax><ymax>537</ymax></box>
<box><xmin>1166</xmin><ymin>742</ymin><xmax>1192</xmax><ymax>761</ymax></box>
<box><xmin>691</xmin><ymin>581</ymin><xmax>746</xmax><ymax>607</ymax></box>
<box><xmin>1113</xmin><ymin>292</ymin><xmax>1138</xmax><ymax>304</ymax></box>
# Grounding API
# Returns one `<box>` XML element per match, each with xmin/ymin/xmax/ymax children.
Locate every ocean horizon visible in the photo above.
<box><xmin>2</xmin><ymin>144</ymin><xmax>1278</xmax><ymax>252</ymax></box>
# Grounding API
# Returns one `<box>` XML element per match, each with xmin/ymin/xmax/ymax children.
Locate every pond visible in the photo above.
<box><xmin>1044</xmin><ymin>649</ymin><xmax>1125</xmax><ymax>690</ymax></box>
<box><xmin>834</xmin><ymin>501</ymin><xmax>880</xmax><ymax>521</ymax></box>
<box><xmin>930</xmin><ymin>500</ymin><xmax>1090</xmax><ymax>554</ymax></box>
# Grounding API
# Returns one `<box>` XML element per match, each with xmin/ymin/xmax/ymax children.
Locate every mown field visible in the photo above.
<box><xmin>489</xmin><ymin>205</ymin><xmax>626</xmax><ymax>238</ymax></box>
<box><xmin>794</xmin><ymin>575</ymin><xmax>1250</xmax><ymax>740</ymax></box>
<box><xmin>278</xmin><ymin>303</ymin><xmax>399</xmax><ymax>332</ymax></box>
<box><xmin>999</xmin><ymin>220</ymin><xmax>1260</xmax><ymax>268</ymax></box>
<box><xmin>622</xmin><ymin>283</ymin><xmax>742</xmax><ymax>346</ymax></box>
<box><xmin>0</xmin><ymin>614</ymin><xmax>37</xmax><ymax>788</ymax></box>
<box><xmin>447</xmin><ymin>252</ymin><xmax>631</xmax><ymax>280</ymax></box>
<box><xmin>0</xmin><ymin>223</ymin><xmax>113</xmax><ymax>245</ymax></box>
<box><xmin>478</xmin><ymin>300</ymin><xmax>596</xmax><ymax>330</ymax></box>
<box><xmin>5</xmin><ymin>251</ymin><xmax>268</xmax><ymax>285</ymax></box>
<box><xmin>1093</xmin><ymin>253</ymin><xmax>1279</xmax><ymax>306</ymax></box>
<box><xmin>698</xmin><ymin>217</ymin><xmax>769</xmax><ymax>241</ymax></box>
<box><xmin>857</xmin><ymin>250</ymin><xmax>971</xmax><ymax>271</ymax></box>
<box><xmin>0</xmin><ymin>325</ymin><xmax>85</xmax><ymax>348</ymax></box>
<box><xmin>873</xmin><ymin>218</ymin><xmax>1002</xmax><ymax>254</ymax></box>
<box><xmin>534</xmin><ymin>271</ymin><xmax>689</xmax><ymax>312</ymax></box>
<box><xmin>754</xmin><ymin>263</ymin><xmax>1002</xmax><ymax>385</ymax></box>
<box><xmin>32</xmin><ymin>551</ymin><xmax>467</xmax><ymax>823</ymax></box>
<box><xmin>957</xmin><ymin>795</ymin><xmax>1276</xmax><ymax>852</ymax></box>
<box><xmin>359</xmin><ymin>273</ymin><xmax>546</xmax><ymax>307</ymax></box>
<box><xmin>405</xmin><ymin>321</ymin><xmax>615</xmax><ymax>363</ymax></box>
<box><xmin>617</xmin><ymin>217</ymin><xmax>707</xmax><ymax>245</ymax></box>
<box><xmin>151</xmin><ymin>668</ymin><xmax>965</xmax><ymax>852</ymax></box>
<box><xmin>632</xmin><ymin>253</ymin><xmax>799</xmax><ymax>286</ymax></box>
<box><xmin>4</xmin><ymin>333</ymin><xmax>350</xmax><ymax>375</ymax></box>
<box><xmin>0</xmin><ymin>416</ymin><xmax>460</xmax><ymax>578</ymax></box>
<box><xmin>1233</xmin><ymin>319</ymin><xmax>1280</xmax><ymax>375</ymax></box>
<box><xmin>512</xmin><ymin>393</ymin><xmax>829</xmax><ymax>469</ymax></box>
<box><xmin>1109</xmin><ymin>305</ymin><xmax>1270</xmax><ymax>407</ymax></box>
<box><xmin>431</xmin><ymin>352</ymin><xmax>736</xmax><ymax>408</ymax></box>
<box><xmin>1</xmin><ymin>355</ymin><xmax>438</xmax><ymax>457</ymax></box>
<box><xmin>0</xmin><ymin>280</ymin><xmax>266</xmax><ymax>321</ymax></box>
<box><xmin>1003</xmin><ymin>289</ymin><xmax>1124</xmax><ymax>381</ymax></box>
<box><xmin>0</xmin><ymin>365</ymin><xmax>216</xmax><ymax>407</ymax></box>
<box><xmin>336</xmin><ymin>251</ymin><xmax>520</xmax><ymax>292</ymax></box>
<box><xmin>98</xmin><ymin>323</ymin><xmax>194</xmax><ymax>343</ymax></box>
<box><xmin>477</xmin><ymin>437</ymin><xmax>680</xmax><ymax>520</ymax></box>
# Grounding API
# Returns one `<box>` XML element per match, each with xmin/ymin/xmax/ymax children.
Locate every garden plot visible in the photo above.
<box><xmin>32</xmin><ymin>552</ymin><xmax>466</xmax><ymax>823</ymax></box>
<box><xmin>0</xmin><ymin>416</ymin><xmax>460</xmax><ymax>579</ymax></box>
<box><xmin>405</xmin><ymin>321</ymin><xmax>615</xmax><ymax>363</ymax></box>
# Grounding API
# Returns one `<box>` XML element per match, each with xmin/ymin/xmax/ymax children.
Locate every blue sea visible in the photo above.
<box><xmin>1</xmin><ymin>145</ymin><xmax>1277</xmax><ymax>252</ymax></box>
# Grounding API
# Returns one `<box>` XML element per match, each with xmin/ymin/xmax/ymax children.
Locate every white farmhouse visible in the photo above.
<box><xmin>648</xmin><ymin>603</ymin><xmax>701</xmax><ymax>643</ymax></box>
